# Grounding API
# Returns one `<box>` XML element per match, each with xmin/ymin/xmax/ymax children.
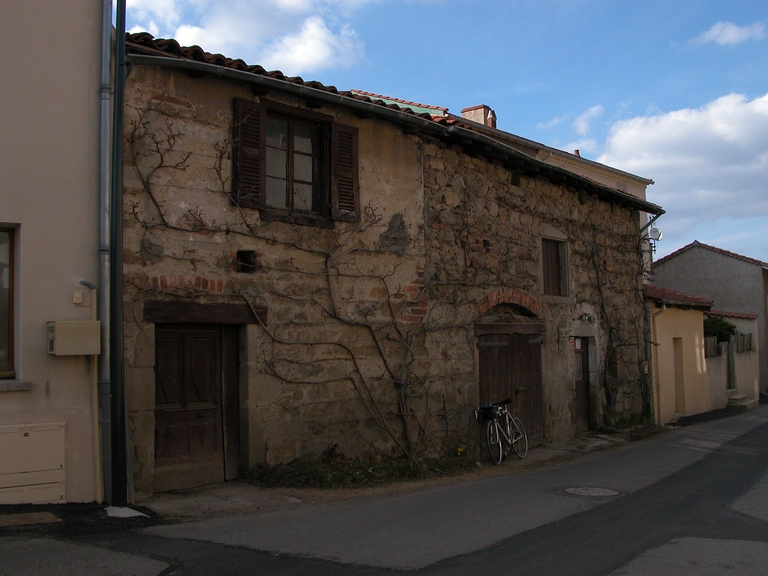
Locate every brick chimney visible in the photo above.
<box><xmin>461</xmin><ymin>104</ymin><xmax>497</xmax><ymax>128</ymax></box>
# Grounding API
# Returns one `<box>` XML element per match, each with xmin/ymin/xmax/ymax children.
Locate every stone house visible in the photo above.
<box><xmin>652</xmin><ymin>241</ymin><xmax>768</xmax><ymax>395</ymax></box>
<box><xmin>123</xmin><ymin>33</ymin><xmax>663</xmax><ymax>497</ymax></box>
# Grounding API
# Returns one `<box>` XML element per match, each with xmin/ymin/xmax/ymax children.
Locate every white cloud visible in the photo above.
<box><xmin>599</xmin><ymin>93</ymin><xmax>768</xmax><ymax>259</ymax></box>
<box><xmin>261</xmin><ymin>16</ymin><xmax>364</xmax><ymax>73</ymax></box>
<box><xmin>573</xmin><ymin>105</ymin><xmax>603</xmax><ymax>136</ymax></box>
<box><xmin>536</xmin><ymin>115</ymin><xmax>566</xmax><ymax>130</ymax></box>
<box><xmin>129</xmin><ymin>21</ymin><xmax>160</xmax><ymax>37</ymax></box>
<box><xmin>127</xmin><ymin>0</ymin><xmax>372</xmax><ymax>74</ymax></box>
<box><xmin>694</xmin><ymin>21</ymin><xmax>766</xmax><ymax>46</ymax></box>
<box><xmin>126</xmin><ymin>0</ymin><xmax>180</xmax><ymax>29</ymax></box>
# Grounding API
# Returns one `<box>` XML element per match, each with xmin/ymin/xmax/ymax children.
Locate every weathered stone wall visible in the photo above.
<box><xmin>123</xmin><ymin>65</ymin><xmax>649</xmax><ymax>496</ymax></box>
<box><xmin>420</xmin><ymin>141</ymin><xmax>649</xmax><ymax>436</ymax></box>
<box><xmin>123</xmin><ymin>66</ymin><xmax>456</xmax><ymax>496</ymax></box>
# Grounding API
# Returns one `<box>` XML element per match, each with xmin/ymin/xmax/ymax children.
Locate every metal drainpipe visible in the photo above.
<box><xmin>651</xmin><ymin>303</ymin><xmax>667</xmax><ymax>425</ymax></box>
<box><xmin>110</xmin><ymin>0</ymin><xmax>129</xmax><ymax>506</ymax></box>
<box><xmin>80</xmin><ymin>280</ymin><xmax>103</xmax><ymax>502</ymax></box>
<box><xmin>98</xmin><ymin>0</ymin><xmax>113</xmax><ymax>504</ymax></box>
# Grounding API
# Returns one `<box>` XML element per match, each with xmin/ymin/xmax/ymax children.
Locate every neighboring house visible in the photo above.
<box><xmin>123</xmin><ymin>33</ymin><xmax>663</xmax><ymax>498</ymax></box>
<box><xmin>348</xmin><ymin>95</ymin><xmax>655</xmax><ymax>209</ymax></box>
<box><xmin>652</xmin><ymin>241</ymin><xmax>768</xmax><ymax>395</ymax></box>
<box><xmin>0</xmin><ymin>2</ymin><xmax>108</xmax><ymax>503</ymax></box>
<box><xmin>644</xmin><ymin>285</ymin><xmax>713</xmax><ymax>424</ymax></box>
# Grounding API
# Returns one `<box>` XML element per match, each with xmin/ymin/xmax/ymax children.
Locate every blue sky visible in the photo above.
<box><xmin>126</xmin><ymin>0</ymin><xmax>768</xmax><ymax>261</ymax></box>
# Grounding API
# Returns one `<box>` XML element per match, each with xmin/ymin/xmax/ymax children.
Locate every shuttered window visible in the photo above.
<box><xmin>232</xmin><ymin>98</ymin><xmax>359</xmax><ymax>225</ymax></box>
<box><xmin>542</xmin><ymin>238</ymin><xmax>567</xmax><ymax>296</ymax></box>
<box><xmin>0</xmin><ymin>229</ymin><xmax>13</xmax><ymax>378</ymax></box>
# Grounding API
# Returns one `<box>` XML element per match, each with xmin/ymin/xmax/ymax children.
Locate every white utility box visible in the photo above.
<box><xmin>47</xmin><ymin>320</ymin><xmax>101</xmax><ymax>355</ymax></box>
<box><xmin>0</xmin><ymin>422</ymin><xmax>66</xmax><ymax>504</ymax></box>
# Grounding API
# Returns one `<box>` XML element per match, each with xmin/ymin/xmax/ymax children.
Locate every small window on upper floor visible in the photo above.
<box><xmin>0</xmin><ymin>229</ymin><xmax>14</xmax><ymax>378</ymax></box>
<box><xmin>232</xmin><ymin>98</ymin><xmax>360</xmax><ymax>227</ymax></box>
<box><xmin>542</xmin><ymin>238</ymin><xmax>568</xmax><ymax>297</ymax></box>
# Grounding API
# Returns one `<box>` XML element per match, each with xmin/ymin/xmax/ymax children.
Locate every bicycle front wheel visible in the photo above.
<box><xmin>486</xmin><ymin>420</ymin><xmax>503</xmax><ymax>465</ymax></box>
<box><xmin>511</xmin><ymin>416</ymin><xmax>528</xmax><ymax>459</ymax></box>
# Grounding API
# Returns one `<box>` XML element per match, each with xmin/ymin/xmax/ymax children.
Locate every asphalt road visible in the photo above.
<box><xmin>3</xmin><ymin>407</ymin><xmax>768</xmax><ymax>575</ymax></box>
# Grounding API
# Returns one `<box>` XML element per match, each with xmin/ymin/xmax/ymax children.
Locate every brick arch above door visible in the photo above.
<box><xmin>477</xmin><ymin>287</ymin><xmax>541</xmax><ymax>317</ymax></box>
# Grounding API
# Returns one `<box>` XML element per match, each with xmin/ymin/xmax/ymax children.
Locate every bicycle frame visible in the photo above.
<box><xmin>476</xmin><ymin>399</ymin><xmax>528</xmax><ymax>465</ymax></box>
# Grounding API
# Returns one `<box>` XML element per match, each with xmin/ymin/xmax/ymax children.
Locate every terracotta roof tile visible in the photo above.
<box><xmin>708</xmin><ymin>310</ymin><xmax>759</xmax><ymax>320</ymax></box>
<box><xmin>349</xmin><ymin>90</ymin><xmax>448</xmax><ymax>115</ymax></box>
<box><xmin>654</xmin><ymin>240</ymin><xmax>768</xmax><ymax>269</ymax></box>
<box><xmin>126</xmin><ymin>33</ymin><xmax>437</xmax><ymax>121</ymax></box>
<box><xmin>643</xmin><ymin>284</ymin><xmax>713</xmax><ymax>309</ymax></box>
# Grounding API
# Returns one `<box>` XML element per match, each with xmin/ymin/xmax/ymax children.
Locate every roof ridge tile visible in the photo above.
<box><xmin>654</xmin><ymin>240</ymin><xmax>768</xmax><ymax>268</ymax></box>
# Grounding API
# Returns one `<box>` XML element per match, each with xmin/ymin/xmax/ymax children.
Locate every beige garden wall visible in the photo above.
<box><xmin>706</xmin><ymin>349</ymin><xmax>729</xmax><ymax>411</ymax></box>
<box><xmin>730</xmin><ymin>316</ymin><xmax>760</xmax><ymax>401</ymax></box>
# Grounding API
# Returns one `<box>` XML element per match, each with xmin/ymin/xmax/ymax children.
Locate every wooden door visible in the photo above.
<box><xmin>574</xmin><ymin>337</ymin><xmax>590</xmax><ymax>433</ymax></box>
<box><xmin>478</xmin><ymin>332</ymin><xmax>544</xmax><ymax>447</ymax></box>
<box><xmin>153</xmin><ymin>324</ymin><xmax>239</xmax><ymax>492</ymax></box>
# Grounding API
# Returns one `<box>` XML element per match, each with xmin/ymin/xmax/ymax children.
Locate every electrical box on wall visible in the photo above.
<box><xmin>47</xmin><ymin>321</ymin><xmax>101</xmax><ymax>356</ymax></box>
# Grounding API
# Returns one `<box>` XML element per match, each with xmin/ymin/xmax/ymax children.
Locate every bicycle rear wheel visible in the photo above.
<box><xmin>511</xmin><ymin>416</ymin><xmax>528</xmax><ymax>459</ymax></box>
<box><xmin>486</xmin><ymin>420</ymin><xmax>503</xmax><ymax>465</ymax></box>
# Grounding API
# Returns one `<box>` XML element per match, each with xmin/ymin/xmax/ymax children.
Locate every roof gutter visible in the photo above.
<box><xmin>126</xmin><ymin>52</ymin><xmax>664</xmax><ymax>216</ymax></box>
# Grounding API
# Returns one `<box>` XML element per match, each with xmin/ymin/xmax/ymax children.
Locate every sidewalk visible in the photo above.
<box><xmin>129</xmin><ymin>426</ymin><xmax>663</xmax><ymax>521</ymax></box>
<box><xmin>0</xmin><ymin>426</ymin><xmax>662</xmax><ymax>529</ymax></box>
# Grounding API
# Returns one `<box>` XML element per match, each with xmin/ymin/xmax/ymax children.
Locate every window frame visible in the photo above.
<box><xmin>0</xmin><ymin>228</ymin><xmax>14</xmax><ymax>379</ymax></box>
<box><xmin>264</xmin><ymin>110</ymin><xmax>325</xmax><ymax>218</ymax></box>
<box><xmin>539</xmin><ymin>227</ymin><xmax>570</xmax><ymax>303</ymax></box>
<box><xmin>232</xmin><ymin>98</ymin><xmax>359</xmax><ymax>227</ymax></box>
<box><xmin>541</xmin><ymin>236</ymin><xmax>569</xmax><ymax>301</ymax></box>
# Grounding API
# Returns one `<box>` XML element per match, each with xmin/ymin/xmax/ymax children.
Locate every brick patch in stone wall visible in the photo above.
<box><xmin>150</xmin><ymin>275</ymin><xmax>225</xmax><ymax>293</ymax></box>
<box><xmin>395</xmin><ymin>266</ymin><xmax>428</xmax><ymax>323</ymax></box>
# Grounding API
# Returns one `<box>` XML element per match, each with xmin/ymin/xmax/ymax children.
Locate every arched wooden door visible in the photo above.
<box><xmin>478</xmin><ymin>327</ymin><xmax>544</xmax><ymax>447</ymax></box>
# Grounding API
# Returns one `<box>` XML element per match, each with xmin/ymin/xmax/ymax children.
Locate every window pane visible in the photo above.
<box><xmin>266</xmin><ymin>119</ymin><xmax>287</xmax><ymax>150</ymax></box>
<box><xmin>294</xmin><ymin>124</ymin><xmax>313</xmax><ymax>154</ymax></box>
<box><xmin>0</xmin><ymin>231</ymin><xmax>10</xmax><ymax>371</ymax></box>
<box><xmin>294</xmin><ymin>152</ymin><xmax>313</xmax><ymax>183</ymax></box>
<box><xmin>266</xmin><ymin>148</ymin><xmax>286</xmax><ymax>178</ymax></box>
<box><xmin>266</xmin><ymin>176</ymin><xmax>287</xmax><ymax>209</ymax></box>
<box><xmin>293</xmin><ymin>183</ymin><xmax>314</xmax><ymax>212</ymax></box>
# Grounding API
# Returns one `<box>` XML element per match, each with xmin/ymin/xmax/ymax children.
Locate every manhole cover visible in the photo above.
<box><xmin>563</xmin><ymin>487</ymin><xmax>619</xmax><ymax>497</ymax></box>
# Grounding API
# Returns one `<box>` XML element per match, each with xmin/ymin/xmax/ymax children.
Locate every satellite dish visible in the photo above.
<box><xmin>649</xmin><ymin>227</ymin><xmax>663</xmax><ymax>241</ymax></box>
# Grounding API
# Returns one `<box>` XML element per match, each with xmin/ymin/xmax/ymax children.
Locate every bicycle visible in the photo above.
<box><xmin>475</xmin><ymin>398</ymin><xmax>528</xmax><ymax>465</ymax></box>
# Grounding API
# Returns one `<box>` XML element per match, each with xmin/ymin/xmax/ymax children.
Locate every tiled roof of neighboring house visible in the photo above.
<box><xmin>435</xmin><ymin>114</ymin><xmax>655</xmax><ymax>187</ymax></box>
<box><xmin>654</xmin><ymin>240</ymin><xmax>768</xmax><ymax>269</ymax></box>
<box><xmin>124</xmin><ymin>33</ymin><xmax>664</xmax><ymax>216</ymax></box>
<box><xmin>349</xmin><ymin>90</ymin><xmax>448</xmax><ymax>116</ymax></box>
<box><xmin>708</xmin><ymin>310</ymin><xmax>759</xmax><ymax>320</ymax></box>
<box><xmin>643</xmin><ymin>285</ymin><xmax>713</xmax><ymax>310</ymax></box>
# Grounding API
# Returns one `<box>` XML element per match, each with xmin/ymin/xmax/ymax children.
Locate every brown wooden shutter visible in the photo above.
<box><xmin>542</xmin><ymin>239</ymin><xmax>562</xmax><ymax>296</ymax></box>
<box><xmin>331</xmin><ymin>122</ymin><xmax>359</xmax><ymax>222</ymax></box>
<box><xmin>232</xmin><ymin>99</ymin><xmax>266</xmax><ymax>208</ymax></box>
